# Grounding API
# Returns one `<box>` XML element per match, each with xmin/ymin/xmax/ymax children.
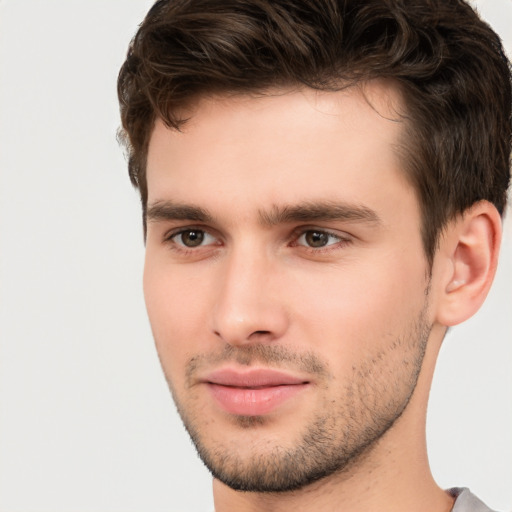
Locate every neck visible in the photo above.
<box><xmin>213</xmin><ymin>324</ymin><xmax>453</xmax><ymax>512</ymax></box>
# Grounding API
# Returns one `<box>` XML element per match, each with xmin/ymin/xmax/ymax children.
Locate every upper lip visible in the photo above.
<box><xmin>204</xmin><ymin>368</ymin><xmax>309</xmax><ymax>388</ymax></box>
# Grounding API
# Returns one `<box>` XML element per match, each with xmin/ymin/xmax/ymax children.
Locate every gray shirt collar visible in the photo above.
<box><xmin>449</xmin><ymin>488</ymin><xmax>497</xmax><ymax>512</ymax></box>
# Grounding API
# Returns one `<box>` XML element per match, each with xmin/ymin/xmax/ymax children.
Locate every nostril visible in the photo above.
<box><xmin>211</xmin><ymin>303</ymin><xmax>289</xmax><ymax>346</ymax></box>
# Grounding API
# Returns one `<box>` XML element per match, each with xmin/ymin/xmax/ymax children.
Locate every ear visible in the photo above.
<box><xmin>435</xmin><ymin>201</ymin><xmax>502</xmax><ymax>327</ymax></box>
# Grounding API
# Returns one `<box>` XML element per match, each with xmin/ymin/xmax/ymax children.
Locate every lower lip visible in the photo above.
<box><xmin>207</xmin><ymin>383</ymin><xmax>309</xmax><ymax>416</ymax></box>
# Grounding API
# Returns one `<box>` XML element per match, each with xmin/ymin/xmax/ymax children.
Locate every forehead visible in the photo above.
<box><xmin>146</xmin><ymin>84</ymin><xmax>412</xmax><ymax>221</ymax></box>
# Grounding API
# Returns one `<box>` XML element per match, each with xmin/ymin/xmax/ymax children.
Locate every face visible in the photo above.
<box><xmin>144</xmin><ymin>85</ymin><xmax>433</xmax><ymax>492</ymax></box>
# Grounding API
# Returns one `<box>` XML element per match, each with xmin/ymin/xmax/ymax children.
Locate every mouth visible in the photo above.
<box><xmin>203</xmin><ymin>368</ymin><xmax>311</xmax><ymax>416</ymax></box>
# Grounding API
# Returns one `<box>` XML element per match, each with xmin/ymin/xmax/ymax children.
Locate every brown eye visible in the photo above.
<box><xmin>177</xmin><ymin>230</ymin><xmax>205</xmax><ymax>247</ymax></box>
<box><xmin>304</xmin><ymin>231</ymin><xmax>330</xmax><ymax>247</ymax></box>
<box><xmin>295</xmin><ymin>229</ymin><xmax>347</xmax><ymax>250</ymax></box>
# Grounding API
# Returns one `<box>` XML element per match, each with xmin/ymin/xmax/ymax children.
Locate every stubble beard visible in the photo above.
<box><xmin>161</xmin><ymin>303</ymin><xmax>431</xmax><ymax>493</ymax></box>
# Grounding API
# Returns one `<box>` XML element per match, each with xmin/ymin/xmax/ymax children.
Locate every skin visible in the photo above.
<box><xmin>143</xmin><ymin>84</ymin><xmax>501</xmax><ymax>512</ymax></box>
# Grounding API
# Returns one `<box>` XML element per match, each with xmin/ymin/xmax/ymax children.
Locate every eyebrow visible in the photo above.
<box><xmin>258</xmin><ymin>201</ymin><xmax>381</xmax><ymax>227</ymax></box>
<box><xmin>146</xmin><ymin>200</ymin><xmax>381</xmax><ymax>227</ymax></box>
<box><xmin>146</xmin><ymin>201</ymin><xmax>214</xmax><ymax>223</ymax></box>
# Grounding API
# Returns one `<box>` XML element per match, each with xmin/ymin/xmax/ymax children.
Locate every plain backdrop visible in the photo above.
<box><xmin>0</xmin><ymin>1</ymin><xmax>511</xmax><ymax>511</ymax></box>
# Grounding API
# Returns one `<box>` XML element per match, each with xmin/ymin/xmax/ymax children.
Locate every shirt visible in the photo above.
<box><xmin>450</xmin><ymin>488</ymin><xmax>498</xmax><ymax>512</ymax></box>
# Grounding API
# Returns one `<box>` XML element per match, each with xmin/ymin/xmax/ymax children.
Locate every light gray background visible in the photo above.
<box><xmin>0</xmin><ymin>1</ymin><xmax>510</xmax><ymax>511</ymax></box>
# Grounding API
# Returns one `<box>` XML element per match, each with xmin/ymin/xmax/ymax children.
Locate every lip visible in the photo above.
<box><xmin>203</xmin><ymin>368</ymin><xmax>310</xmax><ymax>416</ymax></box>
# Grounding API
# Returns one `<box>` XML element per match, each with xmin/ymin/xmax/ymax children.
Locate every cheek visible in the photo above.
<box><xmin>143</xmin><ymin>255</ymin><xmax>211</xmax><ymax>375</ymax></box>
<box><xmin>288</xmin><ymin>250</ymin><xmax>428</xmax><ymax>358</ymax></box>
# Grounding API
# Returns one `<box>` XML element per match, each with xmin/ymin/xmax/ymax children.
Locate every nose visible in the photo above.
<box><xmin>211</xmin><ymin>248</ymin><xmax>289</xmax><ymax>346</ymax></box>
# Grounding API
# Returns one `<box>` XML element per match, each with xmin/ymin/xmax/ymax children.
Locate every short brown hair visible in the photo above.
<box><xmin>118</xmin><ymin>0</ymin><xmax>511</xmax><ymax>264</ymax></box>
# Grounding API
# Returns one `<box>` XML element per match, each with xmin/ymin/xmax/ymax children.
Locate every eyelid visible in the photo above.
<box><xmin>163</xmin><ymin>225</ymin><xmax>221</xmax><ymax>247</ymax></box>
<box><xmin>164</xmin><ymin>224</ymin><xmax>209</xmax><ymax>238</ymax></box>
<box><xmin>290</xmin><ymin>226</ymin><xmax>353</xmax><ymax>250</ymax></box>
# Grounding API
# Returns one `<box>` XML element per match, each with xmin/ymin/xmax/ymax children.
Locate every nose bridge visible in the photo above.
<box><xmin>212</xmin><ymin>240</ymin><xmax>287</xmax><ymax>345</ymax></box>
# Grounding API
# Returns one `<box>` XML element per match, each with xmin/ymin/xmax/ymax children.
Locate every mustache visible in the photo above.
<box><xmin>185</xmin><ymin>344</ymin><xmax>329</xmax><ymax>384</ymax></box>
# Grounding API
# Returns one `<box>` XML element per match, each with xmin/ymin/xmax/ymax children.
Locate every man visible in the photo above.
<box><xmin>117</xmin><ymin>1</ymin><xmax>511</xmax><ymax>511</ymax></box>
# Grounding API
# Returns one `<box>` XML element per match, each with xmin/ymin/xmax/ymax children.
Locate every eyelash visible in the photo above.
<box><xmin>163</xmin><ymin>226</ymin><xmax>352</xmax><ymax>255</ymax></box>
<box><xmin>290</xmin><ymin>228</ymin><xmax>352</xmax><ymax>253</ymax></box>
<box><xmin>163</xmin><ymin>226</ymin><xmax>220</xmax><ymax>255</ymax></box>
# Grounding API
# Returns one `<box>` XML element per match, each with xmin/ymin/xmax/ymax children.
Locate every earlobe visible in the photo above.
<box><xmin>436</xmin><ymin>201</ymin><xmax>502</xmax><ymax>327</ymax></box>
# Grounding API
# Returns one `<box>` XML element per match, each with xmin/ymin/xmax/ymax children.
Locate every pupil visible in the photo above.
<box><xmin>306</xmin><ymin>231</ymin><xmax>328</xmax><ymax>247</ymax></box>
<box><xmin>183</xmin><ymin>230</ymin><xmax>204</xmax><ymax>247</ymax></box>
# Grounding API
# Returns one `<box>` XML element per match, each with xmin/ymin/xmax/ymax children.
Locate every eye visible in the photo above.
<box><xmin>296</xmin><ymin>230</ymin><xmax>345</xmax><ymax>248</ymax></box>
<box><xmin>170</xmin><ymin>229</ymin><xmax>217</xmax><ymax>248</ymax></box>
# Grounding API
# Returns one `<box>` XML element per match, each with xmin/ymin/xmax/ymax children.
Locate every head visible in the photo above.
<box><xmin>117</xmin><ymin>0</ymin><xmax>511</xmax><ymax>497</ymax></box>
